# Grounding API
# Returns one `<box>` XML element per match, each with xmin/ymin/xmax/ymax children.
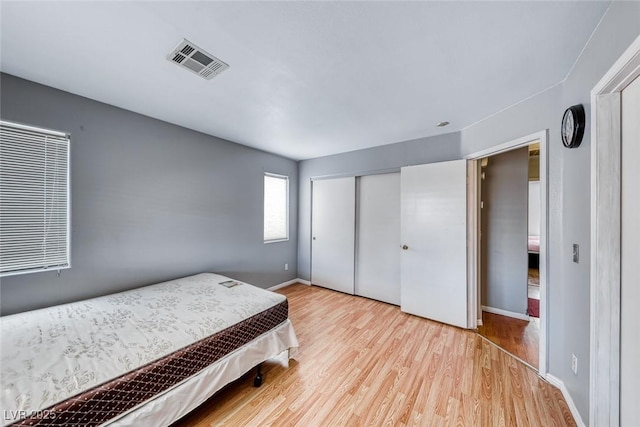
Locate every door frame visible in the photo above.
<box><xmin>589</xmin><ymin>34</ymin><xmax>640</xmax><ymax>427</ymax></box>
<box><xmin>465</xmin><ymin>129</ymin><xmax>549</xmax><ymax>376</ymax></box>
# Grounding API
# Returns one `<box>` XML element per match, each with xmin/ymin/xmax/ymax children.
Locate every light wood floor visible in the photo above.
<box><xmin>477</xmin><ymin>312</ymin><xmax>540</xmax><ymax>369</ymax></box>
<box><xmin>173</xmin><ymin>284</ymin><xmax>574</xmax><ymax>427</ymax></box>
<box><xmin>478</xmin><ymin>267</ymin><xmax>540</xmax><ymax>368</ymax></box>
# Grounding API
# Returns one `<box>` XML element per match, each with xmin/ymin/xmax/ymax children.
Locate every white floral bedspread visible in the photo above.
<box><xmin>0</xmin><ymin>273</ymin><xmax>285</xmax><ymax>420</ymax></box>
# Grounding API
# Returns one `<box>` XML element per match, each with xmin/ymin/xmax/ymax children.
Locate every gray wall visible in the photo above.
<box><xmin>461</xmin><ymin>1</ymin><xmax>640</xmax><ymax>422</ymax></box>
<box><xmin>0</xmin><ymin>73</ymin><xmax>299</xmax><ymax>316</ymax></box>
<box><xmin>481</xmin><ymin>147</ymin><xmax>529</xmax><ymax>314</ymax></box>
<box><xmin>297</xmin><ymin>132</ymin><xmax>461</xmax><ymax>281</ymax></box>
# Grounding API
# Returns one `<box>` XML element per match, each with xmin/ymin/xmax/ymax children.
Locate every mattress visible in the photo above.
<box><xmin>0</xmin><ymin>273</ymin><xmax>295</xmax><ymax>426</ymax></box>
<box><xmin>528</xmin><ymin>235</ymin><xmax>540</xmax><ymax>253</ymax></box>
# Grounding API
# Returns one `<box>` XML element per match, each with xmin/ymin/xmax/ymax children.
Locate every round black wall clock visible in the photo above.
<box><xmin>561</xmin><ymin>104</ymin><xmax>585</xmax><ymax>148</ymax></box>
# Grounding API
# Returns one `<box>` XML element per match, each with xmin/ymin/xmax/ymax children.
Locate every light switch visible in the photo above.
<box><xmin>573</xmin><ymin>244</ymin><xmax>579</xmax><ymax>263</ymax></box>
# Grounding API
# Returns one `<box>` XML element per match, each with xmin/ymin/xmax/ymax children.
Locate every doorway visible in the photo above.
<box><xmin>466</xmin><ymin>131</ymin><xmax>548</xmax><ymax>375</ymax></box>
<box><xmin>475</xmin><ymin>144</ymin><xmax>540</xmax><ymax>369</ymax></box>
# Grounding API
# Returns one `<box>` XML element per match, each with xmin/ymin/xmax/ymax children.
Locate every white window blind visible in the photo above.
<box><xmin>264</xmin><ymin>173</ymin><xmax>289</xmax><ymax>242</ymax></box>
<box><xmin>0</xmin><ymin>120</ymin><xmax>70</xmax><ymax>276</ymax></box>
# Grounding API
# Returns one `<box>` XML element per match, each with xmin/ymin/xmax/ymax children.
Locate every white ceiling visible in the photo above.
<box><xmin>0</xmin><ymin>1</ymin><xmax>610</xmax><ymax>160</ymax></box>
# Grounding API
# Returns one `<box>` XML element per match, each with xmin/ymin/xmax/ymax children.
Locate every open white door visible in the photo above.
<box><xmin>400</xmin><ymin>160</ymin><xmax>468</xmax><ymax>328</ymax></box>
<box><xmin>311</xmin><ymin>177</ymin><xmax>355</xmax><ymax>294</ymax></box>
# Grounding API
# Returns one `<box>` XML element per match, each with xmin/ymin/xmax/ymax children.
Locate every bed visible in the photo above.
<box><xmin>0</xmin><ymin>273</ymin><xmax>298</xmax><ymax>426</ymax></box>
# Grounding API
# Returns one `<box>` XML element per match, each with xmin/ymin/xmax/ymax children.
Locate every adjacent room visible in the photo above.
<box><xmin>1</xmin><ymin>1</ymin><xmax>639</xmax><ymax>426</ymax></box>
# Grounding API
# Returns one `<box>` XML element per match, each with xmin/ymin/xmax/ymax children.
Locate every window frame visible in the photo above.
<box><xmin>0</xmin><ymin>120</ymin><xmax>71</xmax><ymax>277</ymax></box>
<box><xmin>263</xmin><ymin>172</ymin><xmax>289</xmax><ymax>244</ymax></box>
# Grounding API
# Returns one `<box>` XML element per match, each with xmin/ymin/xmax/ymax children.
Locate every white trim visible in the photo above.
<box><xmin>546</xmin><ymin>374</ymin><xmax>586</xmax><ymax>427</ymax></box>
<box><xmin>590</xmin><ymin>34</ymin><xmax>640</xmax><ymax>427</ymax></box>
<box><xmin>591</xmin><ymin>35</ymin><xmax>640</xmax><ymax>96</ymax></box>
<box><xmin>267</xmin><ymin>279</ymin><xmax>300</xmax><ymax>291</ymax></box>
<box><xmin>310</xmin><ymin>167</ymin><xmax>401</xmax><ymax>182</ymax></box>
<box><xmin>482</xmin><ymin>305</ymin><xmax>530</xmax><ymax>322</ymax></box>
<box><xmin>297</xmin><ymin>278</ymin><xmax>311</xmax><ymax>286</ymax></box>
<box><xmin>476</xmin><ymin>318</ymin><xmax>483</xmax><ymax>326</ymax></box>
<box><xmin>466</xmin><ymin>129</ymin><xmax>548</xmax><ymax>377</ymax></box>
<box><xmin>466</xmin><ymin>160</ymin><xmax>479</xmax><ymax>329</ymax></box>
<box><xmin>264</xmin><ymin>238</ymin><xmax>289</xmax><ymax>244</ymax></box>
<box><xmin>464</xmin><ymin>130</ymin><xmax>546</xmax><ymax>159</ymax></box>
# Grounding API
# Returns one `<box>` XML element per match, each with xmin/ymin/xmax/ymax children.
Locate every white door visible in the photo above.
<box><xmin>620</xmin><ymin>74</ymin><xmax>640</xmax><ymax>425</ymax></box>
<box><xmin>356</xmin><ymin>173</ymin><xmax>401</xmax><ymax>305</ymax></box>
<box><xmin>400</xmin><ymin>160</ymin><xmax>468</xmax><ymax>328</ymax></box>
<box><xmin>311</xmin><ymin>177</ymin><xmax>355</xmax><ymax>294</ymax></box>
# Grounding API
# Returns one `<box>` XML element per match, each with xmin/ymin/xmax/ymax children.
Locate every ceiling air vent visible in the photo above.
<box><xmin>167</xmin><ymin>39</ymin><xmax>229</xmax><ymax>80</ymax></box>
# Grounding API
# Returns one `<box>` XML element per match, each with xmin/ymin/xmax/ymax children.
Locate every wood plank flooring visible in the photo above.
<box><xmin>477</xmin><ymin>312</ymin><xmax>540</xmax><ymax>369</ymax></box>
<box><xmin>173</xmin><ymin>284</ymin><xmax>574</xmax><ymax>427</ymax></box>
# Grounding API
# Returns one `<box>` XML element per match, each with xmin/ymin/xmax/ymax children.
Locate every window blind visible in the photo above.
<box><xmin>264</xmin><ymin>173</ymin><xmax>288</xmax><ymax>242</ymax></box>
<box><xmin>0</xmin><ymin>121</ymin><xmax>70</xmax><ymax>276</ymax></box>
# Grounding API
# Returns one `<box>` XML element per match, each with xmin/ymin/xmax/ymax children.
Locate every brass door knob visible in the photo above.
<box><xmin>402</xmin><ymin>245</ymin><xmax>409</xmax><ymax>250</ymax></box>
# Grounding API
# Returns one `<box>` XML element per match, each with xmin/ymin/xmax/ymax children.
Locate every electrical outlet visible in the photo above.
<box><xmin>284</xmin><ymin>263</ymin><xmax>289</xmax><ymax>271</ymax></box>
<box><xmin>573</xmin><ymin>244</ymin><xmax>579</xmax><ymax>263</ymax></box>
<box><xmin>571</xmin><ymin>354</ymin><xmax>578</xmax><ymax>375</ymax></box>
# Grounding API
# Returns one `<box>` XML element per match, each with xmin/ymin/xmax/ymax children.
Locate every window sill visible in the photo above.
<box><xmin>264</xmin><ymin>238</ymin><xmax>289</xmax><ymax>244</ymax></box>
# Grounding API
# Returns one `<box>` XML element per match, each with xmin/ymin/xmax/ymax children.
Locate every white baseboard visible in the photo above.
<box><xmin>545</xmin><ymin>374</ymin><xmax>585</xmax><ymax>427</ymax></box>
<box><xmin>477</xmin><ymin>318</ymin><xmax>483</xmax><ymax>326</ymax></box>
<box><xmin>267</xmin><ymin>278</ymin><xmax>310</xmax><ymax>291</ymax></box>
<box><xmin>482</xmin><ymin>305</ymin><xmax>530</xmax><ymax>321</ymax></box>
<box><xmin>267</xmin><ymin>279</ymin><xmax>298</xmax><ymax>291</ymax></box>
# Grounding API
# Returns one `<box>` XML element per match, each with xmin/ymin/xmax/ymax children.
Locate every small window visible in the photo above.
<box><xmin>0</xmin><ymin>120</ymin><xmax>71</xmax><ymax>276</ymax></box>
<box><xmin>264</xmin><ymin>173</ymin><xmax>289</xmax><ymax>242</ymax></box>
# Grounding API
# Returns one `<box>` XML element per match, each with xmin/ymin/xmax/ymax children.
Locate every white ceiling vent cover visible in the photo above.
<box><xmin>167</xmin><ymin>39</ymin><xmax>229</xmax><ymax>80</ymax></box>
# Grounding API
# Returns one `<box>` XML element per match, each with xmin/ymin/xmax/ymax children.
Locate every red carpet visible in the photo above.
<box><xmin>528</xmin><ymin>298</ymin><xmax>540</xmax><ymax>318</ymax></box>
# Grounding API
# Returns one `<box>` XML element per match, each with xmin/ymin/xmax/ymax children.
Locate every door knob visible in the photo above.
<box><xmin>313</xmin><ymin>237</ymin><xmax>316</xmax><ymax>240</ymax></box>
<box><xmin>402</xmin><ymin>245</ymin><xmax>408</xmax><ymax>250</ymax></box>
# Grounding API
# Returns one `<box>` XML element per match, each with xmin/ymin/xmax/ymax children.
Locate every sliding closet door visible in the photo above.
<box><xmin>311</xmin><ymin>177</ymin><xmax>355</xmax><ymax>294</ymax></box>
<box><xmin>356</xmin><ymin>173</ymin><xmax>401</xmax><ymax>305</ymax></box>
<box><xmin>400</xmin><ymin>160</ymin><xmax>468</xmax><ymax>328</ymax></box>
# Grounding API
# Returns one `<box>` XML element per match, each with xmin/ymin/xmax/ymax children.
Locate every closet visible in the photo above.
<box><xmin>311</xmin><ymin>159</ymin><xmax>469</xmax><ymax>329</ymax></box>
<box><xmin>311</xmin><ymin>173</ymin><xmax>401</xmax><ymax>305</ymax></box>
